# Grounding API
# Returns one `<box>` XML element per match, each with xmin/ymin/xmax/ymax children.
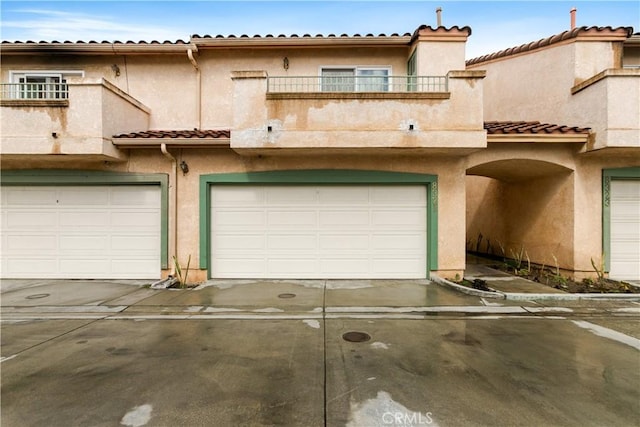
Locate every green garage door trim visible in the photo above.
<box><xmin>199</xmin><ymin>169</ymin><xmax>438</xmax><ymax>277</ymax></box>
<box><xmin>602</xmin><ymin>167</ymin><xmax>640</xmax><ymax>273</ymax></box>
<box><xmin>1</xmin><ymin>169</ymin><xmax>169</xmax><ymax>269</ymax></box>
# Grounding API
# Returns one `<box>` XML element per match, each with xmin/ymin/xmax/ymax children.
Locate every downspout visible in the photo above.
<box><xmin>161</xmin><ymin>143</ymin><xmax>177</xmax><ymax>276</ymax></box>
<box><xmin>187</xmin><ymin>46</ymin><xmax>202</xmax><ymax>130</ymax></box>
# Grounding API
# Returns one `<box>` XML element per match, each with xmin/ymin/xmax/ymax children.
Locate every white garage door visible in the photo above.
<box><xmin>1</xmin><ymin>186</ymin><xmax>161</xmax><ymax>279</ymax></box>
<box><xmin>610</xmin><ymin>180</ymin><xmax>640</xmax><ymax>280</ymax></box>
<box><xmin>210</xmin><ymin>185</ymin><xmax>427</xmax><ymax>279</ymax></box>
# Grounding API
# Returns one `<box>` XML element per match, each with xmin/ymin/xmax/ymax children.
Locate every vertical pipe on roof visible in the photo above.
<box><xmin>436</xmin><ymin>7</ymin><xmax>442</xmax><ymax>27</ymax></box>
<box><xmin>187</xmin><ymin>47</ymin><xmax>201</xmax><ymax>130</ymax></box>
<box><xmin>570</xmin><ymin>8</ymin><xmax>577</xmax><ymax>30</ymax></box>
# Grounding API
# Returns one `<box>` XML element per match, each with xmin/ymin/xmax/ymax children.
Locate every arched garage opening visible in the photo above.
<box><xmin>466</xmin><ymin>159</ymin><xmax>575</xmax><ymax>270</ymax></box>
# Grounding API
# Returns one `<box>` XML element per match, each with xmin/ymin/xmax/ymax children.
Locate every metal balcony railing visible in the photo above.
<box><xmin>267</xmin><ymin>75</ymin><xmax>448</xmax><ymax>93</ymax></box>
<box><xmin>1</xmin><ymin>83</ymin><xmax>69</xmax><ymax>100</ymax></box>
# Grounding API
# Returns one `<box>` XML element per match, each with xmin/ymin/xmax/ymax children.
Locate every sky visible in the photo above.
<box><xmin>0</xmin><ymin>1</ymin><xmax>638</xmax><ymax>59</ymax></box>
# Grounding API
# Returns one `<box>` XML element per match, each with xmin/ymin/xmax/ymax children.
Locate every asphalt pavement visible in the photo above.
<box><xmin>1</xmin><ymin>279</ymin><xmax>639</xmax><ymax>427</ymax></box>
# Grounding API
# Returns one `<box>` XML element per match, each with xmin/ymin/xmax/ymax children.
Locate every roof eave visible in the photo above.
<box><xmin>191</xmin><ymin>36</ymin><xmax>411</xmax><ymax>48</ymax></box>
<box><xmin>112</xmin><ymin>138</ymin><xmax>231</xmax><ymax>147</ymax></box>
<box><xmin>487</xmin><ymin>134</ymin><xmax>589</xmax><ymax>143</ymax></box>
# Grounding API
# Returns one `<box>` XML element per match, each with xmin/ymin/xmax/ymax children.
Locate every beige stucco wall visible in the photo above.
<box><xmin>1</xmin><ymin>150</ymin><xmax>469</xmax><ymax>281</ymax></box>
<box><xmin>413</xmin><ymin>41</ymin><xmax>467</xmax><ymax>76</ymax></box>
<box><xmin>0</xmin><ymin>80</ymin><xmax>148</xmax><ymax>160</ymax></box>
<box><xmin>231</xmin><ymin>71</ymin><xmax>486</xmax><ymax>151</ymax></box>
<box><xmin>466</xmin><ymin>171</ymin><xmax>575</xmax><ymax>270</ymax></box>
<box><xmin>468</xmin><ymin>40</ymin><xmax>639</xmax><ymax>150</ymax></box>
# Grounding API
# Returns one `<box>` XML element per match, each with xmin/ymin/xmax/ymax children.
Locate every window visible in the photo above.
<box><xmin>407</xmin><ymin>51</ymin><xmax>417</xmax><ymax>92</ymax></box>
<box><xmin>18</xmin><ymin>75</ymin><xmax>67</xmax><ymax>99</ymax></box>
<box><xmin>321</xmin><ymin>67</ymin><xmax>390</xmax><ymax>92</ymax></box>
<box><xmin>9</xmin><ymin>71</ymin><xmax>83</xmax><ymax>100</ymax></box>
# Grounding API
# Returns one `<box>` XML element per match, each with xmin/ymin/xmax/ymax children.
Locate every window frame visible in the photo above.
<box><xmin>9</xmin><ymin>70</ymin><xmax>84</xmax><ymax>100</ymax></box>
<box><xmin>319</xmin><ymin>66</ymin><xmax>392</xmax><ymax>92</ymax></box>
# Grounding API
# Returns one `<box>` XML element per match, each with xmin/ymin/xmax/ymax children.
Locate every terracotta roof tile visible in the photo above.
<box><xmin>484</xmin><ymin>121</ymin><xmax>590</xmax><ymax>135</ymax></box>
<box><xmin>113</xmin><ymin>130</ymin><xmax>231</xmax><ymax>139</ymax></box>
<box><xmin>467</xmin><ymin>26</ymin><xmax>634</xmax><ymax>66</ymax></box>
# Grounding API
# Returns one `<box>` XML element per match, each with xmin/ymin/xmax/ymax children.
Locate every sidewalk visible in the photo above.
<box><xmin>2</xmin><ymin>278</ymin><xmax>639</xmax><ymax>321</ymax></box>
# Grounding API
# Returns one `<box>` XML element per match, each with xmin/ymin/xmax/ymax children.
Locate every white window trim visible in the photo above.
<box><xmin>8</xmin><ymin>70</ymin><xmax>83</xmax><ymax>100</ymax></box>
<box><xmin>318</xmin><ymin>66</ymin><xmax>392</xmax><ymax>92</ymax></box>
<box><xmin>9</xmin><ymin>70</ymin><xmax>85</xmax><ymax>83</ymax></box>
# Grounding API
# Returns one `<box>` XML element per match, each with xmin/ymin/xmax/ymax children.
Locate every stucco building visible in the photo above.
<box><xmin>1</xmin><ymin>22</ymin><xmax>638</xmax><ymax>282</ymax></box>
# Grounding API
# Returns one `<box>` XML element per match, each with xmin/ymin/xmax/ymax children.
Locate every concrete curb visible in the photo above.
<box><xmin>432</xmin><ymin>273</ymin><xmax>640</xmax><ymax>301</ymax></box>
<box><xmin>431</xmin><ymin>274</ymin><xmax>506</xmax><ymax>299</ymax></box>
<box><xmin>504</xmin><ymin>292</ymin><xmax>640</xmax><ymax>301</ymax></box>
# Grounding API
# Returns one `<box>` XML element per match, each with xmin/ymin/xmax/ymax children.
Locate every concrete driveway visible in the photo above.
<box><xmin>1</xmin><ymin>279</ymin><xmax>639</xmax><ymax>426</ymax></box>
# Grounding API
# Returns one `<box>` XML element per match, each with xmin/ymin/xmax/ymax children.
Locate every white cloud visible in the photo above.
<box><xmin>1</xmin><ymin>9</ymin><xmax>188</xmax><ymax>42</ymax></box>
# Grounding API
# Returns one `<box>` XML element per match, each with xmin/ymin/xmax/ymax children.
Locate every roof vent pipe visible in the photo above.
<box><xmin>436</xmin><ymin>7</ymin><xmax>442</xmax><ymax>27</ymax></box>
<box><xmin>570</xmin><ymin>7</ymin><xmax>577</xmax><ymax>30</ymax></box>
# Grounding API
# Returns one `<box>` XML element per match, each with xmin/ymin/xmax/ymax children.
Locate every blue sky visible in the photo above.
<box><xmin>1</xmin><ymin>1</ymin><xmax>638</xmax><ymax>58</ymax></box>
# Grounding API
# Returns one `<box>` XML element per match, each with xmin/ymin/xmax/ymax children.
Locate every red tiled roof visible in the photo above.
<box><xmin>467</xmin><ymin>26</ymin><xmax>634</xmax><ymax>66</ymax></box>
<box><xmin>2</xmin><ymin>39</ymin><xmax>190</xmax><ymax>45</ymax></box>
<box><xmin>2</xmin><ymin>25</ymin><xmax>472</xmax><ymax>47</ymax></box>
<box><xmin>113</xmin><ymin>130</ymin><xmax>230</xmax><ymax>139</ymax></box>
<box><xmin>484</xmin><ymin>121</ymin><xmax>590</xmax><ymax>135</ymax></box>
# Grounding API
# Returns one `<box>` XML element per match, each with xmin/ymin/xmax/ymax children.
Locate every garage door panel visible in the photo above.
<box><xmin>5</xmin><ymin>234</ymin><xmax>57</xmax><ymax>252</ymax></box>
<box><xmin>111</xmin><ymin>235</ymin><xmax>159</xmax><ymax>252</ymax></box>
<box><xmin>372</xmin><ymin>210</ymin><xmax>426</xmax><ymax>227</ymax></box>
<box><xmin>213</xmin><ymin>187</ymin><xmax>265</xmax><ymax>205</ymax></box>
<box><xmin>213</xmin><ymin>210</ymin><xmax>264</xmax><ymax>227</ymax></box>
<box><xmin>59</xmin><ymin>235</ymin><xmax>108</xmax><ymax>251</ymax></box>
<box><xmin>1</xmin><ymin>185</ymin><xmax>161</xmax><ymax>279</ymax></box>
<box><xmin>211</xmin><ymin>185</ymin><xmax>427</xmax><ymax>279</ymax></box>
<box><xmin>610</xmin><ymin>180</ymin><xmax>640</xmax><ymax>280</ymax></box>
<box><xmin>267</xmin><ymin>211</ymin><xmax>317</xmax><ymax>226</ymax></box>
<box><xmin>111</xmin><ymin>211</ymin><xmax>159</xmax><ymax>228</ymax></box>
<box><xmin>371</xmin><ymin>233</ymin><xmax>424</xmax><ymax>250</ymax></box>
<box><xmin>373</xmin><ymin>258</ymin><xmax>424</xmax><ymax>275</ymax></box>
<box><xmin>268</xmin><ymin>234</ymin><xmax>317</xmax><ymax>250</ymax></box>
<box><xmin>267</xmin><ymin>187</ymin><xmax>317</xmax><ymax>204</ymax></box>
<box><xmin>320</xmin><ymin>258</ymin><xmax>369</xmax><ymax>276</ymax></box>
<box><xmin>6</xmin><ymin>258</ymin><xmax>58</xmax><ymax>276</ymax></box>
<box><xmin>319</xmin><ymin>187</ymin><xmax>369</xmax><ymax>204</ymax></box>
<box><xmin>58</xmin><ymin>188</ymin><xmax>109</xmax><ymax>205</ymax></box>
<box><xmin>5</xmin><ymin>189</ymin><xmax>58</xmax><ymax>205</ymax></box>
<box><xmin>213</xmin><ymin>258</ymin><xmax>265</xmax><ymax>276</ymax></box>
<box><xmin>60</xmin><ymin>259</ymin><xmax>111</xmax><ymax>275</ymax></box>
<box><xmin>268</xmin><ymin>258</ymin><xmax>317</xmax><ymax>275</ymax></box>
<box><xmin>60</xmin><ymin>211</ymin><xmax>110</xmax><ymax>227</ymax></box>
<box><xmin>213</xmin><ymin>234</ymin><xmax>265</xmax><ymax>250</ymax></box>
<box><xmin>372</xmin><ymin>186</ymin><xmax>426</xmax><ymax>203</ymax></box>
<box><xmin>320</xmin><ymin>210</ymin><xmax>369</xmax><ymax>227</ymax></box>
<box><xmin>319</xmin><ymin>234</ymin><xmax>369</xmax><ymax>250</ymax></box>
<box><xmin>111</xmin><ymin>187</ymin><xmax>160</xmax><ymax>205</ymax></box>
<box><xmin>6</xmin><ymin>211</ymin><xmax>58</xmax><ymax>228</ymax></box>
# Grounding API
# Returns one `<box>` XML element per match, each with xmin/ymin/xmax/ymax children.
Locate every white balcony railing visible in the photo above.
<box><xmin>1</xmin><ymin>83</ymin><xmax>69</xmax><ymax>100</ymax></box>
<box><xmin>267</xmin><ymin>75</ymin><xmax>448</xmax><ymax>93</ymax></box>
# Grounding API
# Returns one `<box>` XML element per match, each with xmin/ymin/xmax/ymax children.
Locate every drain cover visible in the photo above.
<box><xmin>278</xmin><ymin>293</ymin><xmax>296</xmax><ymax>299</ymax></box>
<box><xmin>26</xmin><ymin>293</ymin><xmax>50</xmax><ymax>300</ymax></box>
<box><xmin>342</xmin><ymin>331</ymin><xmax>371</xmax><ymax>343</ymax></box>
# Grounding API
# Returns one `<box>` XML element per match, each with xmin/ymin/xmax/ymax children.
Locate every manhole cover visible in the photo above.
<box><xmin>342</xmin><ymin>331</ymin><xmax>371</xmax><ymax>343</ymax></box>
<box><xmin>26</xmin><ymin>293</ymin><xmax>50</xmax><ymax>300</ymax></box>
<box><xmin>278</xmin><ymin>293</ymin><xmax>296</xmax><ymax>299</ymax></box>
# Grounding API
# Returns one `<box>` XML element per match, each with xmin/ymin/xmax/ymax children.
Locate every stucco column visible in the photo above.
<box><xmin>436</xmin><ymin>159</ymin><xmax>467</xmax><ymax>279</ymax></box>
<box><xmin>230</xmin><ymin>70</ymin><xmax>269</xmax><ymax>149</ymax></box>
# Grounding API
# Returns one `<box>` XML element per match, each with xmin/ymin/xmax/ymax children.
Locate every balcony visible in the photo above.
<box><xmin>571</xmin><ymin>68</ymin><xmax>640</xmax><ymax>150</ymax></box>
<box><xmin>0</xmin><ymin>79</ymin><xmax>149</xmax><ymax>161</ymax></box>
<box><xmin>1</xmin><ymin>83</ymin><xmax>69</xmax><ymax>105</ymax></box>
<box><xmin>267</xmin><ymin>75</ymin><xmax>449</xmax><ymax>99</ymax></box>
<box><xmin>231</xmin><ymin>70</ymin><xmax>486</xmax><ymax>154</ymax></box>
